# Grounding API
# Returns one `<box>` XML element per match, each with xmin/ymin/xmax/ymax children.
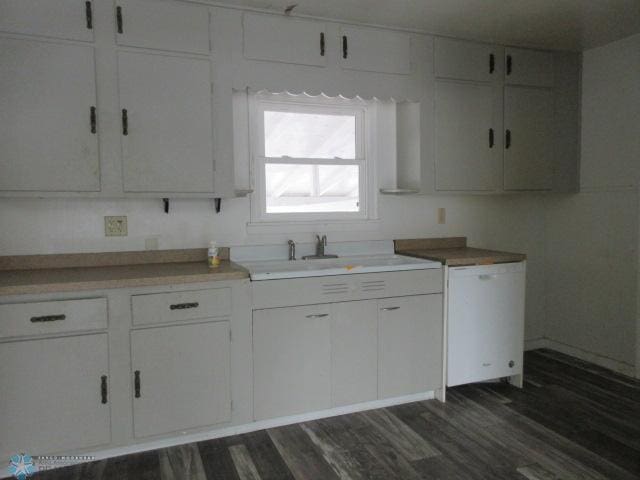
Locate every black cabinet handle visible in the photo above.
<box><xmin>134</xmin><ymin>370</ymin><xmax>141</xmax><ymax>398</ymax></box>
<box><xmin>489</xmin><ymin>128</ymin><xmax>494</xmax><ymax>148</ymax></box>
<box><xmin>116</xmin><ymin>6</ymin><xmax>123</xmax><ymax>34</ymax></box>
<box><xmin>489</xmin><ymin>53</ymin><xmax>495</xmax><ymax>74</ymax></box>
<box><xmin>505</xmin><ymin>129</ymin><xmax>512</xmax><ymax>149</ymax></box>
<box><xmin>121</xmin><ymin>109</ymin><xmax>128</xmax><ymax>136</ymax></box>
<box><xmin>506</xmin><ymin>54</ymin><xmax>512</xmax><ymax>75</ymax></box>
<box><xmin>320</xmin><ymin>32</ymin><xmax>325</xmax><ymax>56</ymax></box>
<box><xmin>90</xmin><ymin>106</ymin><xmax>96</xmax><ymax>134</ymax></box>
<box><xmin>169</xmin><ymin>302</ymin><xmax>199</xmax><ymax>310</ymax></box>
<box><xmin>30</xmin><ymin>314</ymin><xmax>66</xmax><ymax>323</ymax></box>
<box><xmin>101</xmin><ymin>375</ymin><xmax>108</xmax><ymax>404</ymax></box>
<box><xmin>342</xmin><ymin>35</ymin><xmax>348</xmax><ymax>59</ymax></box>
<box><xmin>85</xmin><ymin>1</ymin><xmax>93</xmax><ymax>29</ymax></box>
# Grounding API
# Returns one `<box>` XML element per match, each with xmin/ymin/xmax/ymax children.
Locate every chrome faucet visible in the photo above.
<box><xmin>302</xmin><ymin>234</ymin><xmax>338</xmax><ymax>260</ymax></box>
<box><xmin>287</xmin><ymin>239</ymin><xmax>296</xmax><ymax>261</ymax></box>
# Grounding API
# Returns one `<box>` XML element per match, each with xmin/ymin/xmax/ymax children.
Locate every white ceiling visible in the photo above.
<box><xmin>215</xmin><ymin>0</ymin><xmax>640</xmax><ymax>51</ymax></box>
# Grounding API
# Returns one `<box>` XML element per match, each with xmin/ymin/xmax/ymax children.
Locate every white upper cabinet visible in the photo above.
<box><xmin>0</xmin><ymin>38</ymin><xmax>100</xmax><ymax>192</ymax></box>
<box><xmin>243</xmin><ymin>13</ymin><xmax>327</xmax><ymax>67</ymax></box>
<box><xmin>0</xmin><ymin>0</ymin><xmax>94</xmax><ymax>41</ymax></box>
<box><xmin>504</xmin><ymin>47</ymin><xmax>554</xmax><ymax>87</ymax></box>
<box><xmin>434</xmin><ymin>38</ymin><xmax>499</xmax><ymax>82</ymax></box>
<box><xmin>115</xmin><ymin>0</ymin><xmax>210</xmax><ymax>54</ymax></box>
<box><xmin>339</xmin><ymin>25</ymin><xmax>411</xmax><ymax>74</ymax></box>
<box><xmin>504</xmin><ymin>86</ymin><xmax>554</xmax><ymax>190</ymax></box>
<box><xmin>435</xmin><ymin>81</ymin><xmax>500</xmax><ymax>191</ymax></box>
<box><xmin>118</xmin><ymin>51</ymin><xmax>215</xmax><ymax>193</ymax></box>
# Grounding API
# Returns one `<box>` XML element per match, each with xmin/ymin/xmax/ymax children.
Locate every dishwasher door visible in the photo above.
<box><xmin>447</xmin><ymin>262</ymin><xmax>525</xmax><ymax>387</ymax></box>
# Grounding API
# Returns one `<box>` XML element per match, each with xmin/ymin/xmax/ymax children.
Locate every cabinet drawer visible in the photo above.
<box><xmin>131</xmin><ymin>288</ymin><xmax>231</xmax><ymax>325</ymax></box>
<box><xmin>0</xmin><ymin>297</ymin><xmax>107</xmax><ymax>339</ymax></box>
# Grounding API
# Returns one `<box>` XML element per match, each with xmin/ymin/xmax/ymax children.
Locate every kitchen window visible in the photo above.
<box><xmin>250</xmin><ymin>93</ymin><xmax>377</xmax><ymax>224</ymax></box>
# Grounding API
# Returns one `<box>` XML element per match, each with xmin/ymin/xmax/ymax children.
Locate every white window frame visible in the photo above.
<box><xmin>249</xmin><ymin>92</ymin><xmax>378</xmax><ymax>224</ymax></box>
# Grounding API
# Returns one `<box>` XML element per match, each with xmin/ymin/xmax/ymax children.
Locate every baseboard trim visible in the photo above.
<box><xmin>527</xmin><ymin>338</ymin><xmax>636</xmax><ymax>377</ymax></box>
<box><xmin>7</xmin><ymin>391</ymin><xmax>434</xmax><ymax>478</ymax></box>
<box><xmin>524</xmin><ymin>338</ymin><xmax>547</xmax><ymax>351</ymax></box>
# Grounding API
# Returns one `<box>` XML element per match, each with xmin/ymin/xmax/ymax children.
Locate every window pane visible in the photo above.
<box><xmin>265</xmin><ymin>164</ymin><xmax>360</xmax><ymax>213</ymax></box>
<box><xmin>264</xmin><ymin>111</ymin><xmax>356</xmax><ymax>159</ymax></box>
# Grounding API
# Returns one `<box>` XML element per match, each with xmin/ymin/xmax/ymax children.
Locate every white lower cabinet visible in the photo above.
<box><xmin>331</xmin><ymin>300</ymin><xmax>378</xmax><ymax>407</ymax></box>
<box><xmin>378</xmin><ymin>295</ymin><xmax>443</xmax><ymax>399</ymax></box>
<box><xmin>131</xmin><ymin>321</ymin><xmax>231</xmax><ymax>438</ymax></box>
<box><xmin>0</xmin><ymin>333</ymin><xmax>111</xmax><ymax>459</ymax></box>
<box><xmin>253</xmin><ymin>305</ymin><xmax>332</xmax><ymax>421</ymax></box>
<box><xmin>253</xmin><ymin>293</ymin><xmax>443</xmax><ymax>420</ymax></box>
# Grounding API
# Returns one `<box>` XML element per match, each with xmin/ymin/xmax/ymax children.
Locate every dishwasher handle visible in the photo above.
<box><xmin>478</xmin><ymin>274</ymin><xmax>497</xmax><ymax>280</ymax></box>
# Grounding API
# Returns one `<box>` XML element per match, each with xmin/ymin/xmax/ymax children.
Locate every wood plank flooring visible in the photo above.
<box><xmin>33</xmin><ymin>349</ymin><xmax>640</xmax><ymax>479</ymax></box>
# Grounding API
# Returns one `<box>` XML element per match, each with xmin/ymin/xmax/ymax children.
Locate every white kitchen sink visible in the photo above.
<box><xmin>239</xmin><ymin>254</ymin><xmax>441</xmax><ymax>281</ymax></box>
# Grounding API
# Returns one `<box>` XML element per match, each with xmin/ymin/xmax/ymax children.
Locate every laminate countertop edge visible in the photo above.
<box><xmin>0</xmin><ymin>261</ymin><xmax>249</xmax><ymax>296</ymax></box>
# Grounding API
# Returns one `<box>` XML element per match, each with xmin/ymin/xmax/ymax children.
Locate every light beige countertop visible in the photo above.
<box><xmin>0</xmin><ymin>249</ymin><xmax>248</xmax><ymax>296</ymax></box>
<box><xmin>395</xmin><ymin>237</ymin><xmax>526</xmax><ymax>267</ymax></box>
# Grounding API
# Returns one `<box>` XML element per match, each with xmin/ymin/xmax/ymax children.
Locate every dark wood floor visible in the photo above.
<box><xmin>34</xmin><ymin>349</ymin><xmax>640</xmax><ymax>480</ymax></box>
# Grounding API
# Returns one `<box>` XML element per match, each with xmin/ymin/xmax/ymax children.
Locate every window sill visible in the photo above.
<box><xmin>246</xmin><ymin>219</ymin><xmax>381</xmax><ymax>235</ymax></box>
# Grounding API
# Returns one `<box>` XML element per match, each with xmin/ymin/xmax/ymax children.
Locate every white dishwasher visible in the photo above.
<box><xmin>447</xmin><ymin>262</ymin><xmax>525</xmax><ymax>387</ymax></box>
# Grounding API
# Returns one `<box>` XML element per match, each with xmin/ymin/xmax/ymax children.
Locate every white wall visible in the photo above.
<box><xmin>544</xmin><ymin>33</ymin><xmax>640</xmax><ymax>369</ymax></box>
<box><xmin>0</xmin><ymin>194</ymin><xmax>548</xmax><ymax>341</ymax></box>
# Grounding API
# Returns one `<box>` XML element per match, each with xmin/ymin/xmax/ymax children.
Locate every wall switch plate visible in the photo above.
<box><xmin>105</xmin><ymin>216</ymin><xmax>128</xmax><ymax>236</ymax></box>
<box><xmin>437</xmin><ymin>208</ymin><xmax>446</xmax><ymax>224</ymax></box>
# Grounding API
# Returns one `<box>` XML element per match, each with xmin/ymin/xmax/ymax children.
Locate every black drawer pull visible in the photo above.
<box><xmin>506</xmin><ymin>54</ymin><xmax>512</xmax><ymax>75</ymax></box>
<box><xmin>489</xmin><ymin>53</ymin><xmax>495</xmax><ymax>74</ymax></box>
<box><xmin>320</xmin><ymin>32</ymin><xmax>325</xmax><ymax>56</ymax></box>
<box><xmin>134</xmin><ymin>370</ymin><xmax>141</xmax><ymax>398</ymax></box>
<box><xmin>30</xmin><ymin>314</ymin><xmax>66</xmax><ymax>323</ymax></box>
<box><xmin>170</xmin><ymin>302</ymin><xmax>199</xmax><ymax>310</ymax></box>
<box><xmin>101</xmin><ymin>375</ymin><xmax>108</xmax><ymax>404</ymax></box>
<box><xmin>505</xmin><ymin>129</ymin><xmax>512</xmax><ymax>149</ymax></box>
<box><xmin>342</xmin><ymin>35</ymin><xmax>348</xmax><ymax>59</ymax></box>
<box><xmin>489</xmin><ymin>128</ymin><xmax>494</xmax><ymax>148</ymax></box>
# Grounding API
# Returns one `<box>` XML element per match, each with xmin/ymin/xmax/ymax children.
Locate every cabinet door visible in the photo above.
<box><xmin>243</xmin><ymin>13</ymin><xmax>326</xmax><ymax>67</ymax></box>
<box><xmin>339</xmin><ymin>26</ymin><xmax>411</xmax><ymax>74</ymax></box>
<box><xmin>378</xmin><ymin>295</ymin><xmax>443</xmax><ymax>399</ymax></box>
<box><xmin>131</xmin><ymin>322</ymin><xmax>230</xmax><ymax>438</ymax></box>
<box><xmin>505</xmin><ymin>47</ymin><xmax>554</xmax><ymax>87</ymax></box>
<box><xmin>0</xmin><ymin>0</ymin><xmax>94</xmax><ymax>41</ymax></box>
<box><xmin>331</xmin><ymin>301</ymin><xmax>378</xmax><ymax>407</ymax></box>
<box><xmin>504</xmin><ymin>86</ymin><xmax>554</xmax><ymax>191</ymax></box>
<box><xmin>434</xmin><ymin>38</ymin><xmax>498</xmax><ymax>82</ymax></box>
<box><xmin>435</xmin><ymin>81</ymin><xmax>500</xmax><ymax>191</ymax></box>
<box><xmin>0</xmin><ymin>38</ymin><xmax>99</xmax><ymax>192</ymax></box>
<box><xmin>0</xmin><ymin>334</ymin><xmax>110</xmax><ymax>458</ymax></box>
<box><xmin>116</xmin><ymin>0</ymin><xmax>209</xmax><ymax>54</ymax></box>
<box><xmin>118</xmin><ymin>51</ymin><xmax>214</xmax><ymax>193</ymax></box>
<box><xmin>253</xmin><ymin>305</ymin><xmax>331</xmax><ymax>420</ymax></box>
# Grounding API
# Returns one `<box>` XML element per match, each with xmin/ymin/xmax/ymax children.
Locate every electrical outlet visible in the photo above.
<box><xmin>437</xmin><ymin>208</ymin><xmax>446</xmax><ymax>225</ymax></box>
<box><xmin>105</xmin><ymin>216</ymin><xmax>128</xmax><ymax>236</ymax></box>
